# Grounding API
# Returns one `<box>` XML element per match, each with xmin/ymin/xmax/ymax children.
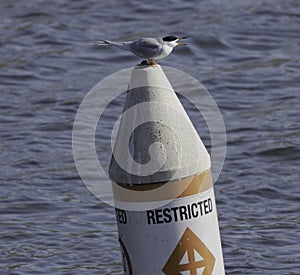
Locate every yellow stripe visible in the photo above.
<box><xmin>112</xmin><ymin>170</ymin><xmax>212</xmax><ymax>203</ymax></box>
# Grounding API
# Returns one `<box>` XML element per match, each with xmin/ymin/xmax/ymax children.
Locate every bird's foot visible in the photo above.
<box><xmin>140</xmin><ymin>59</ymin><xmax>158</xmax><ymax>66</ymax></box>
<box><xmin>148</xmin><ymin>59</ymin><xmax>158</xmax><ymax>66</ymax></box>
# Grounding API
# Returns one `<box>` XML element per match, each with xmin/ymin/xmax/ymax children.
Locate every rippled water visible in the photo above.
<box><xmin>1</xmin><ymin>0</ymin><xmax>299</xmax><ymax>274</ymax></box>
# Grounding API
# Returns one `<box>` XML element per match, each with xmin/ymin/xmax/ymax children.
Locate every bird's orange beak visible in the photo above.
<box><xmin>176</xmin><ymin>37</ymin><xmax>188</xmax><ymax>45</ymax></box>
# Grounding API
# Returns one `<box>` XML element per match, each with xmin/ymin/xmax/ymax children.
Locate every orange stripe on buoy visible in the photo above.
<box><xmin>112</xmin><ymin>170</ymin><xmax>212</xmax><ymax>203</ymax></box>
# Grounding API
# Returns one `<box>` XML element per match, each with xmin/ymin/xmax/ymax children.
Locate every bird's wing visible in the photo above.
<box><xmin>125</xmin><ymin>38</ymin><xmax>163</xmax><ymax>58</ymax></box>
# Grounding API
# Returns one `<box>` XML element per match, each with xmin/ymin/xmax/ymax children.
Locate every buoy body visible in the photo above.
<box><xmin>109</xmin><ymin>65</ymin><xmax>225</xmax><ymax>274</ymax></box>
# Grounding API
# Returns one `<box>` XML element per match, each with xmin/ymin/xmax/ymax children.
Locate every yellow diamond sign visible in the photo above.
<box><xmin>163</xmin><ymin>227</ymin><xmax>216</xmax><ymax>275</ymax></box>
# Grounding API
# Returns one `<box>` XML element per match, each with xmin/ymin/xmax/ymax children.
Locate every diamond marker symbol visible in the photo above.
<box><xmin>163</xmin><ymin>227</ymin><xmax>216</xmax><ymax>275</ymax></box>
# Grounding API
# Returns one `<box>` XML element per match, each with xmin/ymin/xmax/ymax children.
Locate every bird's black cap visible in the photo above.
<box><xmin>162</xmin><ymin>35</ymin><xmax>178</xmax><ymax>42</ymax></box>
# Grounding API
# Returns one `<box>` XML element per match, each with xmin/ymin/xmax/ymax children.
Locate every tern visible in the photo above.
<box><xmin>91</xmin><ymin>36</ymin><xmax>187</xmax><ymax>65</ymax></box>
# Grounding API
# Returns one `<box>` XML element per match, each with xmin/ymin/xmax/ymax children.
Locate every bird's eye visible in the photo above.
<box><xmin>162</xmin><ymin>36</ymin><xmax>178</xmax><ymax>42</ymax></box>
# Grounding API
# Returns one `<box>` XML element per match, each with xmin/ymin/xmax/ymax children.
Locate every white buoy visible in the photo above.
<box><xmin>109</xmin><ymin>64</ymin><xmax>225</xmax><ymax>274</ymax></box>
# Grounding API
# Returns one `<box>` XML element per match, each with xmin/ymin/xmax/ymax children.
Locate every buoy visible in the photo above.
<box><xmin>109</xmin><ymin>64</ymin><xmax>225</xmax><ymax>274</ymax></box>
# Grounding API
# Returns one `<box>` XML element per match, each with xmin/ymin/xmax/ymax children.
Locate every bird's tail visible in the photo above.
<box><xmin>89</xmin><ymin>40</ymin><xmax>125</xmax><ymax>50</ymax></box>
<box><xmin>89</xmin><ymin>39</ymin><xmax>133</xmax><ymax>54</ymax></box>
<box><xmin>89</xmin><ymin>40</ymin><xmax>111</xmax><ymax>46</ymax></box>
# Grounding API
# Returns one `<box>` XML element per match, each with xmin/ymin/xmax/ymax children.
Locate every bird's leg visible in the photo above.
<box><xmin>140</xmin><ymin>59</ymin><xmax>158</xmax><ymax>66</ymax></box>
<box><xmin>148</xmin><ymin>59</ymin><xmax>158</xmax><ymax>66</ymax></box>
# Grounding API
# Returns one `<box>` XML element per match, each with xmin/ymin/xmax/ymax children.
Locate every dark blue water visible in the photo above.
<box><xmin>1</xmin><ymin>0</ymin><xmax>299</xmax><ymax>274</ymax></box>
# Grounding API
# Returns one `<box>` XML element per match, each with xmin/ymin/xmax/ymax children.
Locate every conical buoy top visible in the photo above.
<box><xmin>109</xmin><ymin>65</ymin><xmax>210</xmax><ymax>184</ymax></box>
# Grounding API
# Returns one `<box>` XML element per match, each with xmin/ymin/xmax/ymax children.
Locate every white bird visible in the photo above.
<box><xmin>91</xmin><ymin>36</ymin><xmax>187</xmax><ymax>65</ymax></box>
